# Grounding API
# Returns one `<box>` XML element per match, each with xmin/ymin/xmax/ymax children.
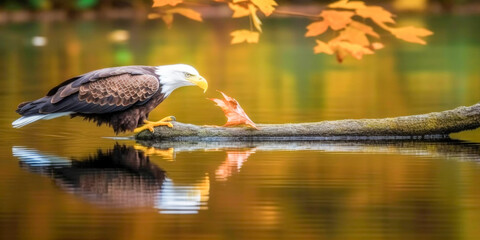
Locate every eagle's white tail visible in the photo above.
<box><xmin>12</xmin><ymin>112</ymin><xmax>72</xmax><ymax>128</ymax></box>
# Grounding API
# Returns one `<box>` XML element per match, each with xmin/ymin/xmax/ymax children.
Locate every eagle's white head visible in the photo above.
<box><xmin>155</xmin><ymin>64</ymin><xmax>208</xmax><ymax>96</ymax></box>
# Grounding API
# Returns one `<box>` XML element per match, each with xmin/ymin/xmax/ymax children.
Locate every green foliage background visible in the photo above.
<box><xmin>0</xmin><ymin>0</ymin><xmax>475</xmax><ymax>11</ymax></box>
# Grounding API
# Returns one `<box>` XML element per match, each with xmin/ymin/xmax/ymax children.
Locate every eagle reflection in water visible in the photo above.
<box><xmin>12</xmin><ymin>144</ymin><xmax>208</xmax><ymax>214</ymax></box>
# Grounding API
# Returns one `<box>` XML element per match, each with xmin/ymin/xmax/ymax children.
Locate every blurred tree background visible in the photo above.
<box><xmin>0</xmin><ymin>0</ymin><xmax>477</xmax><ymax>12</ymax></box>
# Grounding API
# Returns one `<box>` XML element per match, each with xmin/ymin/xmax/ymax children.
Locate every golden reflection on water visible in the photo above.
<box><xmin>8</xmin><ymin>141</ymin><xmax>480</xmax><ymax>239</ymax></box>
<box><xmin>0</xmin><ymin>14</ymin><xmax>480</xmax><ymax>240</ymax></box>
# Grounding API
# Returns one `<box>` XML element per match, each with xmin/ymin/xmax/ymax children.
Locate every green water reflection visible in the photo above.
<box><xmin>0</xmin><ymin>14</ymin><xmax>480</xmax><ymax>240</ymax></box>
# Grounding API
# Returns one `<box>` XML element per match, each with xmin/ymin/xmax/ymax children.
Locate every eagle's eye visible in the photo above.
<box><xmin>184</xmin><ymin>73</ymin><xmax>195</xmax><ymax>78</ymax></box>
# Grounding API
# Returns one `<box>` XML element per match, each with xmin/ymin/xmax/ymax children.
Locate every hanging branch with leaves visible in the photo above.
<box><xmin>149</xmin><ymin>0</ymin><xmax>433</xmax><ymax>62</ymax></box>
<box><xmin>306</xmin><ymin>0</ymin><xmax>433</xmax><ymax>62</ymax></box>
<box><xmin>149</xmin><ymin>0</ymin><xmax>203</xmax><ymax>27</ymax></box>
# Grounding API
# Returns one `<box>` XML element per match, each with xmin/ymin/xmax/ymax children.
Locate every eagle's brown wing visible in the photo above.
<box><xmin>38</xmin><ymin>73</ymin><xmax>159</xmax><ymax>114</ymax></box>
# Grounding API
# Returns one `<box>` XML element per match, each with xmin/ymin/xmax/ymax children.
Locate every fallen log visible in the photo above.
<box><xmin>135</xmin><ymin>103</ymin><xmax>480</xmax><ymax>141</ymax></box>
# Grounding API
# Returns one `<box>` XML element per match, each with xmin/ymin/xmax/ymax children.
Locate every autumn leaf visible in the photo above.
<box><xmin>331</xmin><ymin>41</ymin><xmax>374</xmax><ymax>60</ymax></box>
<box><xmin>356</xmin><ymin>6</ymin><xmax>396</xmax><ymax>26</ymax></box>
<box><xmin>209</xmin><ymin>91</ymin><xmax>258</xmax><ymax>129</ymax></box>
<box><xmin>166</xmin><ymin>7</ymin><xmax>202</xmax><ymax>22</ymax></box>
<box><xmin>251</xmin><ymin>0</ymin><xmax>278</xmax><ymax>16</ymax></box>
<box><xmin>230</xmin><ymin>30</ymin><xmax>260</xmax><ymax>44</ymax></box>
<box><xmin>152</xmin><ymin>0</ymin><xmax>182</xmax><ymax>7</ymax></box>
<box><xmin>336</xmin><ymin>26</ymin><xmax>370</xmax><ymax>46</ymax></box>
<box><xmin>305</xmin><ymin>21</ymin><xmax>329</xmax><ymax>37</ymax></box>
<box><xmin>328</xmin><ymin>0</ymin><xmax>366</xmax><ymax>10</ymax></box>
<box><xmin>389</xmin><ymin>26</ymin><xmax>433</xmax><ymax>45</ymax></box>
<box><xmin>228</xmin><ymin>3</ymin><xmax>250</xmax><ymax>18</ymax></box>
<box><xmin>314</xmin><ymin>40</ymin><xmax>334</xmax><ymax>54</ymax></box>
<box><xmin>320</xmin><ymin>10</ymin><xmax>354</xmax><ymax>30</ymax></box>
<box><xmin>349</xmin><ymin>20</ymin><xmax>379</xmax><ymax>38</ymax></box>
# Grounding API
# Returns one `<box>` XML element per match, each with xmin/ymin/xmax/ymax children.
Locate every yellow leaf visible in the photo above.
<box><xmin>230</xmin><ymin>30</ymin><xmax>260</xmax><ymax>44</ymax></box>
<box><xmin>166</xmin><ymin>7</ymin><xmax>202</xmax><ymax>22</ymax></box>
<box><xmin>249</xmin><ymin>4</ymin><xmax>262</xmax><ymax>32</ymax></box>
<box><xmin>251</xmin><ymin>0</ymin><xmax>277</xmax><ymax>16</ymax></box>
<box><xmin>328</xmin><ymin>0</ymin><xmax>366</xmax><ymax>10</ymax></box>
<box><xmin>320</xmin><ymin>10</ymin><xmax>354</xmax><ymax>30</ymax></box>
<box><xmin>305</xmin><ymin>21</ymin><xmax>328</xmax><ymax>37</ymax></box>
<box><xmin>336</xmin><ymin>26</ymin><xmax>370</xmax><ymax>46</ymax></box>
<box><xmin>338</xmin><ymin>41</ymin><xmax>374</xmax><ymax>59</ymax></box>
<box><xmin>228</xmin><ymin>3</ymin><xmax>250</xmax><ymax>18</ymax></box>
<box><xmin>356</xmin><ymin>6</ymin><xmax>396</xmax><ymax>26</ymax></box>
<box><xmin>330</xmin><ymin>41</ymin><xmax>374</xmax><ymax>61</ymax></box>
<box><xmin>389</xmin><ymin>26</ymin><xmax>433</xmax><ymax>45</ymax></box>
<box><xmin>314</xmin><ymin>40</ymin><xmax>334</xmax><ymax>55</ymax></box>
<box><xmin>152</xmin><ymin>0</ymin><xmax>182</xmax><ymax>7</ymax></box>
<box><xmin>349</xmin><ymin>20</ymin><xmax>379</xmax><ymax>38</ymax></box>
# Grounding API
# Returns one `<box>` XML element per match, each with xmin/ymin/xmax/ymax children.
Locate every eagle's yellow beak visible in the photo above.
<box><xmin>187</xmin><ymin>75</ymin><xmax>208</xmax><ymax>93</ymax></box>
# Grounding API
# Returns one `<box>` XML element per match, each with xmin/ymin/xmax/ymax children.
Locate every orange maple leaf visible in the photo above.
<box><xmin>152</xmin><ymin>0</ymin><xmax>182</xmax><ymax>7</ymax></box>
<box><xmin>356</xmin><ymin>6</ymin><xmax>396</xmax><ymax>26</ymax></box>
<box><xmin>314</xmin><ymin>40</ymin><xmax>334</xmax><ymax>54</ymax></box>
<box><xmin>329</xmin><ymin>41</ymin><xmax>374</xmax><ymax>62</ymax></box>
<box><xmin>320</xmin><ymin>10</ymin><xmax>354</xmax><ymax>30</ymax></box>
<box><xmin>389</xmin><ymin>26</ymin><xmax>433</xmax><ymax>45</ymax></box>
<box><xmin>251</xmin><ymin>0</ymin><xmax>278</xmax><ymax>16</ymax></box>
<box><xmin>349</xmin><ymin>20</ymin><xmax>379</xmax><ymax>38</ymax></box>
<box><xmin>228</xmin><ymin>3</ymin><xmax>250</xmax><ymax>18</ymax></box>
<box><xmin>166</xmin><ymin>7</ymin><xmax>203</xmax><ymax>22</ymax></box>
<box><xmin>209</xmin><ymin>91</ymin><xmax>258</xmax><ymax>129</ymax></box>
<box><xmin>305</xmin><ymin>21</ymin><xmax>329</xmax><ymax>37</ymax></box>
<box><xmin>336</xmin><ymin>26</ymin><xmax>370</xmax><ymax>46</ymax></box>
<box><xmin>230</xmin><ymin>30</ymin><xmax>260</xmax><ymax>44</ymax></box>
<box><xmin>328</xmin><ymin>0</ymin><xmax>366</xmax><ymax>10</ymax></box>
<box><xmin>338</xmin><ymin>41</ymin><xmax>374</xmax><ymax>59</ymax></box>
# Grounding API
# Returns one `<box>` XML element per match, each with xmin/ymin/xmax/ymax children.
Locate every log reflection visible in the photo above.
<box><xmin>137</xmin><ymin>139</ymin><xmax>480</xmax><ymax>162</ymax></box>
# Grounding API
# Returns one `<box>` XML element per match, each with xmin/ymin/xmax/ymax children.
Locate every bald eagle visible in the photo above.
<box><xmin>12</xmin><ymin>64</ymin><xmax>208</xmax><ymax>134</ymax></box>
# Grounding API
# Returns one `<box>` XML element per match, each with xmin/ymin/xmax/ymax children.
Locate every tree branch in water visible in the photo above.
<box><xmin>135</xmin><ymin>103</ymin><xmax>480</xmax><ymax>141</ymax></box>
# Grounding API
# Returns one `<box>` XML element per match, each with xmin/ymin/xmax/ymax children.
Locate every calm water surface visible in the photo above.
<box><xmin>1</xmin><ymin>15</ymin><xmax>480</xmax><ymax>240</ymax></box>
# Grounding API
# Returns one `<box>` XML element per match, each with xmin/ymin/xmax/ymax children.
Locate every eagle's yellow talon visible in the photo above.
<box><xmin>148</xmin><ymin>125</ymin><xmax>155</xmax><ymax>133</ymax></box>
<box><xmin>134</xmin><ymin>116</ymin><xmax>175</xmax><ymax>133</ymax></box>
